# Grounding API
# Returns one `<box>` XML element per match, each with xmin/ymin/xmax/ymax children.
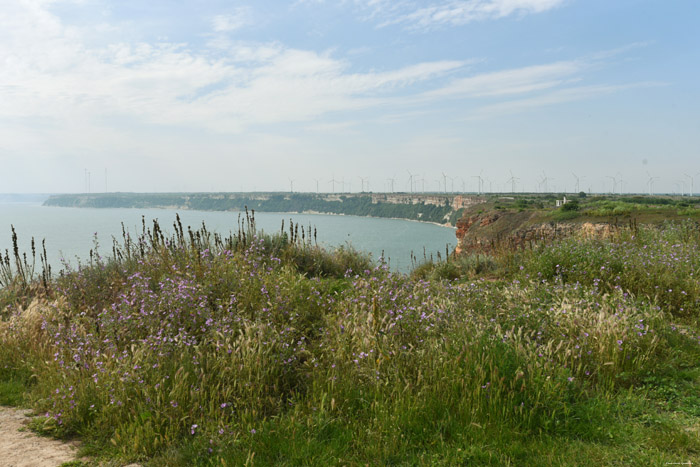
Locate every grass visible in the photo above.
<box><xmin>410</xmin><ymin>253</ymin><xmax>498</xmax><ymax>281</ymax></box>
<box><xmin>0</xmin><ymin>379</ymin><xmax>27</xmax><ymax>406</ymax></box>
<box><xmin>1</xmin><ymin>212</ymin><xmax>700</xmax><ymax>465</ymax></box>
<box><xmin>514</xmin><ymin>221</ymin><xmax>700</xmax><ymax>316</ymax></box>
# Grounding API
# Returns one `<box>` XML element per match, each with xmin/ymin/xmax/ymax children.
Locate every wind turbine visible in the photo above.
<box><xmin>606</xmin><ymin>175</ymin><xmax>617</xmax><ymax>195</ymax></box>
<box><xmin>684</xmin><ymin>173</ymin><xmax>698</xmax><ymax>197</ymax></box>
<box><xmin>616</xmin><ymin>172</ymin><xmax>625</xmax><ymax>195</ymax></box>
<box><xmin>407</xmin><ymin>170</ymin><xmax>415</xmax><ymax>193</ymax></box>
<box><xmin>472</xmin><ymin>171</ymin><xmax>484</xmax><ymax>195</ymax></box>
<box><xmin>358</xmin><ymin>176</ymin><xmax>368</xmax><ymax>193</ymax></box>
<box><xmin>506</xmin><ymin>171</ymin><xmax>519</xmax><ymax>193</ymax></box>
<box><xmin>387</xmin><ymin>176</ymin><xmax>396</xmax><ymax>193</ymax></box>
<box><xmin>540</xmin><ymin>172</ymin><xmax>552</xmax><ymax>193</ymax></box>
<box><xmin>674</xmin><ymin>180</ymin><xmax>685</xmax><ymax>196</ymax></box>
<box><xmin>441</xmin><ymin>172</ymin><xmax>448</xmax><ymax>194</ymax></box>
<box><xmin>313</xmin><ymin>178</ymin><xmax>320</xmax><ymax>193</ymax></box>
<box><xmin>646</xmin><ymin>172</ymin><xmax>659</xmax><ymax>196</ymax></box>
<box><xmin>458</xmin><ymin>176</ymin><xmax>466</xmax><ymax>193</ymax></box>
<box><xmin>572</xmin><ymin>173</ymin><xmax>581</xmax><ymax>193</ymax></box>
<box><xmin>447</xmin><ymin>175</ymin><xmax>455</xmax><ymax>193</ymax></box>
<box><xmin>329</xmin><ymin>175</ymin><xmax>339</xmax><ymax>193</ymax></box>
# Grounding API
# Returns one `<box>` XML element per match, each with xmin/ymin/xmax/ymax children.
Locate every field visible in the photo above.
<box><xmin>1</xmin><ymin>212</ymin><xmax>700</xmax><ymax>465</ymax></box>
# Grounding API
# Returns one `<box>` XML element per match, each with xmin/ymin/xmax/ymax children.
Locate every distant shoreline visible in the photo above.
<box><xmin>280</xmin><ymin>209</ymin><xmax>456</xmax><ymax>229</ymax></box>
<box><xmin>39</xmin><ymin>203</ymin><xmax>457</xmax><ymax>230</ymax></box>
<box><xmin>43</xmin><ymin>192</ymin><xmax>468</xmax><ymax>229</ymax></box>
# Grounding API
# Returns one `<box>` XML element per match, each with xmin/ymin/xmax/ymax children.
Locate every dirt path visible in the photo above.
<box><xmin>0</xmin><ymin>406</ymin><xmax>79</xmax><ymax>467</ymax></box>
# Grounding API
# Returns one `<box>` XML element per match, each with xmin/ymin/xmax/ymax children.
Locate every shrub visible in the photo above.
<box><xmin>561</xmin><ymin>200</ymin><xmax>580</xmax><ymax>211</ymax></box>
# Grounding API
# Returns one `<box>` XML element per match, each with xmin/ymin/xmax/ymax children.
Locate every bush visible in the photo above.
<box><xmin>410</xmin><ymin>254</ymin><xmax>497</xmax><ymax>281</ymax></box>
<box><xmin>561</xmin><ymin>200</ymin><xmax>580</xmax><ymax>211</ymax></box>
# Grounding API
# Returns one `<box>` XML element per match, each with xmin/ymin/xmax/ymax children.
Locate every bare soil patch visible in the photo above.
<box><xmin>0</xmin><ymin>407</ymin><xmax>78</xmax><ymax>467</ymax></box>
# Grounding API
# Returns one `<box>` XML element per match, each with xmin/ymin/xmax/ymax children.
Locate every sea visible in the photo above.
<box><xmin>0</xmin><ymin>202</ymin><xmax>456</xmax><ymax>273</ymax></box>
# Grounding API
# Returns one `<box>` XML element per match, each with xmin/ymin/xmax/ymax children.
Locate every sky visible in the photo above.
<box><xmin>1</xmin><ymin>0</ymin><xmax>699</xmax><ymax>194</ymax></box>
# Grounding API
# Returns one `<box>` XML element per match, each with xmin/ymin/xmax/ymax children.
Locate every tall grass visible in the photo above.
<box><xmin>0</xmin><ymin>215</ymin><xmax>699</xmax><ymax>464</ymax></box>
<box><xmin>514</xmin><ymin>221</ymin><xmax>700</xmax><ymax>316</ymax></box>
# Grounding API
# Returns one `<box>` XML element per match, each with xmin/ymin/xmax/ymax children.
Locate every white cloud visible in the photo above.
<box><xmin>419</xmin><ymin>60</ymin><xmax>583</xmax><ymax>99</ymax></box>
<box><xmin>211</xmin><ymin>8</ymin><xmax>252</xmax><ymax>33</ymax></box>
<box><xmin>0</xmin><ymin>2</ymin><xmax>468</xmax><ymax>133</ymax></box>
<box><xmin>0</xmin><ymin>0</ymin><xmax>653</xmax><ymax>193</ymax></box>
<box><xmin>331</xmin><ymin>0</ymin><xmax>566</xmax><ymax>29</ymax></box>
<box><xmin>471</xmin><ymin>82</ymin><xmax>666</xmax><ymax>119</ymax></box>
<box><xmin>404</xmin><ymin>1</ymin><xmax>563</xmax><ymax>27</ymax></box>
<box><xmin>0</xmin><ymin>0</ymin><xmax>640</xmax><ymax>136</ymax></box>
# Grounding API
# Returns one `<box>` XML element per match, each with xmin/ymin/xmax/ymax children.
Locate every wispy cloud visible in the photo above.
<box><xmin>382</xmin><ymin>0</ymin><xmax>566</xmax><ymax>29</ymax></box>
<box><xmin>211</xmin><ymin>8</ymin><xmax>252</xmax><ymax>33</ymax></box>
<box><xmin>0</xmin><ymin>2</ymin><xmax>646</xmax><ymax>139</ymax></box>
<box><xmin>385</xmin><ymin>43</ymin><xmax>652</xmax><ymax>113</ymax></box>
<box><xmin>471</xmin><ymin>81</ymin><xmax>667</xmax><ymax>119</ymax></box>
<box><xmin>301</xmin><ymin>0</ymin><xmax>567</xmax><ymax>30</ymax></box>
<box><xmin>0</xmin><ymin>2</ymin><xmax>467</xmax><ymax>134</ymax></box>
<box><xmin>419</xmin><ymin>60</ymin><xmax>583</xmax><ymax>99</ymax></box>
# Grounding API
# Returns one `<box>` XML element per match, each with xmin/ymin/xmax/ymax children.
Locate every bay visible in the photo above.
<box><xmin>0</xmin><ymin>203</ymin><xmax>456</xmax><ymax>273</ymax></box>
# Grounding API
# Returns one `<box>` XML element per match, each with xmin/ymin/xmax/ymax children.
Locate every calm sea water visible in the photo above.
<box><xmin>0</xmin><ymin>203</ymin><xmax>455</xmax><ymax>273</ymax></box>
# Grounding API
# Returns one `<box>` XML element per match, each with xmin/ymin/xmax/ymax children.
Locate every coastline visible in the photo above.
<box><xmin>287</xmin><ymin>209</ymin><xmax>456</xmax><ymax>230</ymax></box>
<box><xmin>41</xmin><ymin>203</ymin><xmax>458</xmax><ymax>230</ymax></box>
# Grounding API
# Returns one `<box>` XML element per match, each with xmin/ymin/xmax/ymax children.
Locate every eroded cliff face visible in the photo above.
<box><xmin>455</xmin><ymin>211</ymin><xmax>615</xmax><ymax>255</ymax></box>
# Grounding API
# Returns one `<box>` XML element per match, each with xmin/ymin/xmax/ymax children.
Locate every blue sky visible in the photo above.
<box><xmin>1</xmin><ymin>0</ymin><xmax>698</xmax><ymax>194</ymax></box>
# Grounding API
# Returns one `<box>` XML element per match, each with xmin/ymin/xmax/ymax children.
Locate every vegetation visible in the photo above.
<box><xmin>2</xmin><ymin>212</ymin><xmax>700</xmax><ymax>465</ymax></box>
<box><xmin>43</xmin><ymin>192</ymin><xmax>700</xmax><ymax>237</ymax></box>
<box><xmin>560</xmin><ymin>199</ymin><xmax>580</xmax><ymax>211</ymax></box>
<box><xmin>44</xmin><ymin>192</ymin><xmax>458</xmax><ymax>225</ymax></box>
<box><xmin>456</xmin><ymin>194</ymin><xmax>700</xmax><ymax>247</ymax></box>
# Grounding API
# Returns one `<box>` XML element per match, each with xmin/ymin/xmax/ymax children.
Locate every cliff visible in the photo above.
<box><xmin>453</xmin><ymin>194</ymin><xmax>700</xmax><ymax>255</ymax></box>
<box><xmin>454</xmin><ymin>210</ymin><xmax>615</xmax><ymax>254</ymax></box>
<box><xmin>43</xmin><ymin>192</ymin><xmax>487</xmax><ymax>226</ymax></box>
